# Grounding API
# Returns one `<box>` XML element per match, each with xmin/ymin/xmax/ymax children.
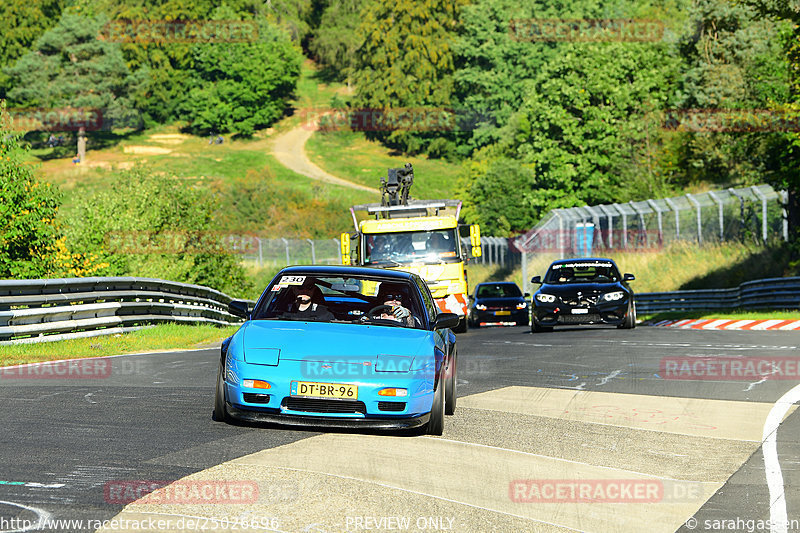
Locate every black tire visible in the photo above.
<box><xmin>212</xmin><ymin>363</ymin><xmax>232</xmax><ymax>423</ymax></box>
<box><xmin>452</xmin><ymin>317</ymin><xmax>468</xmax><ymax>334</ymax></box>
<box><xmin>426</xmin><ymin>375</ymin><xmax>445</xmax><ymax>435</ymax></box>
<box><xmin>618</xmin><ymin>301</ymin><xmax>636</xmax><ymax>329</ymax></box>
<box><xmin>531</xmin><ymin>317</ymin><xmax>550</xmax><ymax>333</ymax></box>
<box><xmin>445</xmin><ymin>351</ymin><xmax>457</xmax><ymax>416</ymax></box>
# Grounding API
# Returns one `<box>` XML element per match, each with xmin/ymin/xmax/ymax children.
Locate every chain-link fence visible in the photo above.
<box><xmin>237</xmin><ymin>238</ymin><xmax>342</xmax><ymax>268</ymax></box>
<box><xmin>514</xmin><ymin>184</ymin><xmax>787</xmax><ymax>256</ymax></box>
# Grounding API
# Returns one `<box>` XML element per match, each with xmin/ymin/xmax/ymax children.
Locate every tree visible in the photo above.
<box><xmin>0</xmin><ymin>0</ymin><xmax>64</xmax><ymax>98</ymax></box>
<box><xmin>352</xmin><ymin>0</ymin><xmax>468</xmax><ymax>157</ymax></box>
<box><xmin>5</xmin><ymin>11</ymin><xmax>140</xmax><ymax>159</ymax></box>
<box><xmin>0</xmin><ymin>102</ymin><xmax>62</xmax><ymax>278</ymax></box>
<box><xmin>308</xmin><ymin>0</ymin><xmax>365</xmax><ymax>86</ymax></box>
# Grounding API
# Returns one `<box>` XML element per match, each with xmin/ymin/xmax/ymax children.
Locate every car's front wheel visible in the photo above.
<box><xmin>445</xmin><ymin>351</ymin><xmax>457</xmax><ymax>416</ymax></box>
<box><xmin>618</xmin><ymin>301</ymin><xmax>636</xmax><ymax>329</ymax></box>
<box><xmin>531</xmin><ymin>317</ymin><xmax>552</xmax><ymax>333</ymax></box>
<box><xmin>212</xmin><ymin>363</ymin><xmax>231</xmax><ymax>423</ymax></box>
<box><xmin>427</xmin><ymin>376</ymin><xmax>445</xmax><ymax>435</ymax></box>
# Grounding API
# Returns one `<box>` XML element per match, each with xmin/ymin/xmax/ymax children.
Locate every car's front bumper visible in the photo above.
<box><xmin>534</xmin><ymin>300</ymin><xmax>629</xmax><ymax>326</ymax></box>
<box><xmin>226</xmin><ymin>404</ymin><xmax>430</xmax><ymax>429</ymax></box>
<box><xmin>470</xmin><ymin>309</ymin><xmax>529</xmax><ymax>326</ymax></box>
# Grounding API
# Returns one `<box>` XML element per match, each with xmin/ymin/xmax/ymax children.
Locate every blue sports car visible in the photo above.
<box><xmin>214</xmin><ymin>265</ymin><xmax>459</xmax><ymax>435</ymax></box>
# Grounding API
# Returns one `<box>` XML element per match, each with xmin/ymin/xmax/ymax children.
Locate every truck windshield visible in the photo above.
<box><xmin>364</xmin><ymin>229</ymin><xmax>460</xmax><ymax>266</ymax></box>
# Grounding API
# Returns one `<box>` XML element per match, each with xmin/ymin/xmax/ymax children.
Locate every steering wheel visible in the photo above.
<box><xmin>367</xmin><ymin>304</ymin><xmax>394</xmax><ymax>318</ymax></box>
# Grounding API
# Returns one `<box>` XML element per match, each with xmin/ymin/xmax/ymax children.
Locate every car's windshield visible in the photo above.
<box><xmin>476</xmin><ymin>283</ymin><xmax>522</xmax><ymax>298</ymax></box>
<box><xmin>251</xmin><ymin>273</ymin><xmax>425</xmax><ymax>328</ymax></box>
<box><xmin>364</xmin><ymin>229</ymin><xmax>460</xmax><ymax>266</ymax></box>
<box><xmin>544</xmin><ymin>261</ymin><xmax>621</xmax><ymax>284</ymax></box>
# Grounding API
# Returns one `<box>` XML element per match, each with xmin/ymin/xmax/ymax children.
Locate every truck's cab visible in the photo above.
<box><xmin>340</xmin><ymin>165</ymin><xmax>481</xmax><ymax>332</ymax></box>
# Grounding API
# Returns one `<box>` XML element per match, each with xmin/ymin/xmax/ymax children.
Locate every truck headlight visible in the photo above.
<box><xmin>536</xmin><ymin>293</ymin><xmax>556</xmax><ymax>303</ymax></box>
<box><xmin>602</xmin><ymin>291</ymin><xmax>625</xmax><ymax>301</ymax></box>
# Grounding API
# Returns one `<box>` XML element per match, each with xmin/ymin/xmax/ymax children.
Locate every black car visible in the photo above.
<box><xmin>467</xmin><ymin>281</ymin><xmax>529</xmax><ymax>327</ymax></box>
<box><xmin>530</xmin><ymin>258</ymin><xmax>635</xmax><ymax>332</ymax></box>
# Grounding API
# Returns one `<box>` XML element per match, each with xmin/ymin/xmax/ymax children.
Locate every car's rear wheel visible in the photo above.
<box><xmin>618</xmin><ymin>301</ymin><xmax>636</xmax><ymax>329</ymax></box>
<box><xmin>212</xmin><ymin>363</ymin><xmax>231</xmax><ymax>423</ymax></box>
<box><xmin>445</xmin><ymin>351</ymin><xmax>457</xmax><ymax>416</ymax></box>
<box><xmin>427</xmin><ymin>376</ymin><xmax>445</xmax><ymax>435</ymax></box>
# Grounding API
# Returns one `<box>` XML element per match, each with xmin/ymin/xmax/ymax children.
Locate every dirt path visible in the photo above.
<box><xmin>270</xmin><ymin>122</ymin><xmax>377</xmax><ymax>194</ymax></box>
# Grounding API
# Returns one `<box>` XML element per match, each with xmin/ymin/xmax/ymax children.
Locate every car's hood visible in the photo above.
<box><xmin>239</xmin><ymin>320</ymin><xmax>432</xmax><ymax>362</ymax></box>
<box><xmin>538</xmin><ymin>283</ymin><xmax>624</xmax><ymax>296</ymax></box>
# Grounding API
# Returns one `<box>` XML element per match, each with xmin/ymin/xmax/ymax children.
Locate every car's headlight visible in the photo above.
<box><xmin>475</xmin><ymin>303</ymin><xmax>487</xmax><ymax>310</ymax></box>
<box><xmin>516</xmin><ymin>302</ymin><xmax>528</xmax><ymax>309</ymax></box>
<box><xmin>536</xmin><ymin>293</ymin><xmax>556</xmax><ymax>303</ymax></box>
<box><xmin>602</xmin><ymin>291</ymin><xmax>625</xmax><ymax>302</ymax></box>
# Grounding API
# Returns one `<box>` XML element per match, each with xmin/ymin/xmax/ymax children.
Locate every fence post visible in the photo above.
<box><xmin>598</xmin><ymin>204</ymin><xmax>614</xmax><ymax>248</ymax></box>
<box><xmin>646</xmin><ymin>199</ymin><xmax>663</xmax><ymax>245</ymax></box>
<box><xmin>306</xmin><ymin>239</ymin><xmax>316</xmax><ymax>264</ymax></box>
<box><xmin>522</xmin><ymin>250</ymin><xmax>528</xmax><ymax>296</ymax></box>
<box><xmin>628</xmin><ymin>201</ymin><xmax>647</xmax><ymax>248</ymax></box>
<box><xmin>780</xmin><ymin>190</ymin><xmax>789</xmax><ymax>242</ymax></box>
<box><xmin>281</xmin><ymin>238</ymin><xmax>290</xmax><ymax>265</ymax></box>
<box><xmin>612</xmin><ymin>204</ymin><xmax>627</xmax><ymax>248</ymax></box>
<box><xmin>707</xmin><ymin>191</ymin><xmax>724</xmax><ymax>241</ymax></box>
<box><xmin>751</xmin><ymin>186</ymin><xmax>768</xmax><ymax>243</ymax></box>
<box><xmin>334</xmin><ymin>238</ymin><xmax>342</xmax><ymax>264</ymax></box>
<box><xmin>664</xmin><ymin>197</ymin><xmax>679</xmax><ymax>240</ymax></box>
<box><xmin>555</xmin><ymin>210</ymin><xmax>565</xmax><ymax>259</ymax></box>
<box><xmin>686</xmin><ymin>193</ymin><xmax>702</xmax><ymax>244</ymax></box>
<box><xmin>257</xmin><ymin>237</ymin><xmax>263</xmax><ymax>267</ymax></box>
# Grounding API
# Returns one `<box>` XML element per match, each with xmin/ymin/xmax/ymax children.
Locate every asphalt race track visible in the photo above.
<box><xmin>1</xmin><ymin>326</ymin><xmax>799</xmax><ymax>533</ymax></box>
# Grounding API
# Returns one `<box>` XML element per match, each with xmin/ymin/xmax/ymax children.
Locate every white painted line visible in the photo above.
<box><xmin>0</xmin><ymin>500</ymin><xmax>52</xmax><ymax>533</ymax></box>
<box><xmin>751</xmin><ymin>320</ymin><xmax>784</xmax><ymax>331</ymax></box>
<box><xmin>724</xmin><ymin>320</ymin><xmax>756</xmax><ymax>330</ymax></box>
<box><xmin>763</xmin><ymin>383</ymin><xmax>800</xmax><ymax>533</ymax></box>
<box><xmin>598</xmin><ymin>369</ymin><xmax>622</xmax><ymax>386</ymax></box>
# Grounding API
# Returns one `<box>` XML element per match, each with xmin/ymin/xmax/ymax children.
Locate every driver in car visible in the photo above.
<box><xmin>363</xmin><ymin>286</ymin><xmax>415</xmax><ymax>327</ymax></box>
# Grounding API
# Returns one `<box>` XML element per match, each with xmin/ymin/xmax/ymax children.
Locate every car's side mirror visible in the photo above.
<box><xmin>623</xmin><ymin>273</ymin><xmax>635</xmax><ymax>281</ymax></box>
<box><xmin>531</xmin><ymin>276</ymin><xmax>542</xmax><ymax>284</ymax></box>
<box><xmin>433</xmin><ymin>313</ymin><xmax>459</xmax><ymax>329</ymax></box>
<box><xmin>524</xmin><ymin>293</ymin><xmax>530</xmax><ymax>299</ymax></box>
<box><xmin>228</xmin><ymin>300</ymin><xmax>250</xmax><ymax>319</ymax></box>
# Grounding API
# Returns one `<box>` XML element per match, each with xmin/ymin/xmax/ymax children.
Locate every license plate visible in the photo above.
<box><xmin>571</xmin><ymin>309</ymin><xmax>589</xmax><ymax>314</ymax></box>
<box><xmin>495</xmin><ymin>310</ymin><xmax>511</xmax><ymax>316</ymax></box>
<box><xmin>291</xmin><ymin>381</ymin><xmax>358</xmax><ymax>399</ymax></box>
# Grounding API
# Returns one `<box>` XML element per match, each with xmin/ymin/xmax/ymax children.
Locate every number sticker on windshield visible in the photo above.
<box><xmin>279</xmin><ymin>276</ymin><xmax>306</xmax><ymax>285</ymax></box>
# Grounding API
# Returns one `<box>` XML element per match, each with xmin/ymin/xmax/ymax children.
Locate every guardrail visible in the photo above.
<box><xmin>636</xmin><ymin>277</ymin><xmax>800</xmax><ymax>314</ymax></box>
<box><xmin>0</xmin><ymin>277</ymin><xmax>252</xmax><ymax>345</ymax></box>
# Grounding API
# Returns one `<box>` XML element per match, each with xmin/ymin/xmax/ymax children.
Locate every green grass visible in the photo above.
<box><xmin>0</xmin><ymin>323</ymin><xmax>240</xmax><ymax>365</ymax></box>
<box><xmin>642</xmin><ymin>310</ymin><xmax>800</xmax><ymax>322</ymax></box>
<box><xmin>305</xmin><ymin>130</ymin><xmax>464</xmax><ymax>199</ymax></box>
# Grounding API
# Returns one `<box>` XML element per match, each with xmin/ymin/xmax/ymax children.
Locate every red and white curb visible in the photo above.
<box><xmin>648</xmin><ymin>318</ymin><xmax>800</xmax><ymax>331</ymax></box>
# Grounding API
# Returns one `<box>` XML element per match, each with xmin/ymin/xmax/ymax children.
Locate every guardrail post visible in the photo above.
<box><xmin>751</xmin><ymin>186</ymin><xmax>768</xmax><ymax>243</ymax></box>
<box><xmin>707</xmin><ymin>191</ymin><xmax>724</xmax><ymax>241</ymax></box>
<box><xmin>686</xmin><ymin>193</ymin><xmax>702</xmax><ymax>244</ymax></box>
<box><xmin>306</xmin><ymin>239</ymin><xmax>316</xmax><ymax>264</ymax></box>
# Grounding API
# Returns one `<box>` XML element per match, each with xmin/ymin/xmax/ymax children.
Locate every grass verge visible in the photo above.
<box><xmin>0</xmin><ymin>323</ymin><xmax>240</xmax><ymax>366</ymax></box>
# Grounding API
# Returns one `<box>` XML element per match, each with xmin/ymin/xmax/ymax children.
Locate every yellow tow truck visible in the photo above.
<box><xmin>340</xmin><ymin>164</ymin><xmax>481</xmax><ymax>332</ymax></box>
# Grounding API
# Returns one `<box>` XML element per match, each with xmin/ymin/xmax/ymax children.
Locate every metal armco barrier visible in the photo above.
<box><xmin>0</xmin><ymin>277</ymin><xmax>252</xmax><ymax>344</ymax></box>
<box><xmin>636</xmin><ymin>277</ymin><xmax>800</xmax><ymax>314</ymax></box>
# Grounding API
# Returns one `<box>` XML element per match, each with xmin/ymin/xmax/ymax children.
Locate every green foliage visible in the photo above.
<box><xmin>308</xmin><ymin>0</ymin><xmax>364</xmax><ymax>85</ymax></box>
<box><xmin>0</xmin><ymin>0</ymin><xmax>64</xmax><ymax>98</ymax></box>
<box><xmin>64</xmin><ymin>166</ymin><xmax>252</xmax><ymax>296</ymax></box>
<box><xmin>5</xmin><ymin>12</ymin><xmax>140</xmax><ymax>126</ymax></box>
<box><xmin>0</xmin><ymin>103</ymin><xmax>62</xmax><ymax>278</ymax></box>
<box><xmin>352</xmin><ymin>0</ymin><xmax>468</xmax><ymax>157</ymax></box>
<box><xmin>180</xmin><ymin>20</ymin><xmax>303</xmax><ymax>136</ymax></box>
